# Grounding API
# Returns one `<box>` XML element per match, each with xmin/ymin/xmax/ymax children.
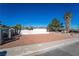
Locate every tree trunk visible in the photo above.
<box><xmin>65</xmin><ymin>19</ymin><xmax>70</xmax><ymax>33</ymax></box>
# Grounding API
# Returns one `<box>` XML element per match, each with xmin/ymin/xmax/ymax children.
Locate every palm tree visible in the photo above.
<box><xmin>64</xmin><ymin>12</ymin><xmax>72</xmax><ymax>33</ymax></box>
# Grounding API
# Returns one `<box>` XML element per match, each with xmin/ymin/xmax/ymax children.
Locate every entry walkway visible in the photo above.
<box><xmin>0</xmin><ymin>37</ymin><xmax>79</xmax><ymax>56</ymax></box>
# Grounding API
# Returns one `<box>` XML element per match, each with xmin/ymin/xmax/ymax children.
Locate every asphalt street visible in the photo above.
<box><xmin>36</xmin><ymin>40</ymin><xmax>79</xmax><ymax>56</ymax></box>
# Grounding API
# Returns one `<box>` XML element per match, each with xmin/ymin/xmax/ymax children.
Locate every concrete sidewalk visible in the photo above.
<box><xmin>0</xmin><ymin>37</ymin><xmax>79</xmax><ymax>56</ymax></box>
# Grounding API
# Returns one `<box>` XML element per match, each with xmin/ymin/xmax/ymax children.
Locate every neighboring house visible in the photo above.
<box><xmin>33</xmin><ymin>27</ymin><xmax>47</xmax><ymax>34</ymax></box>
<box><xmin>20</xmin><ymin>27</ymin><xmax>49</xmax><ymax>35</ymax></box>
<box><xmin>0</xmin><ymin>25</ymin><xmax>10</xmax><ymax>29</ymax></box>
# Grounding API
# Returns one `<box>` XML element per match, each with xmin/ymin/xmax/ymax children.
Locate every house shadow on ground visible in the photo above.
<box><xmin>1</xmin><ymin>35</ymin><xmax>21</xmax><ymax>45</ymax></box>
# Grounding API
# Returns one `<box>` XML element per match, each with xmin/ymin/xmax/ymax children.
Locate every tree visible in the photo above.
<box><xmin>47</xmin><ymin>18</ymin><xmax>64</xmax><ymax>32</ymax></box>
<box><xmin>15</xmin><ymin>24</ymin><xmax>21</xmax><ymax>30</ymax></box>
<box><xmin>47</xmin><ymin>23</ymin><xmax>52</xmax><ymax>31</ymax></box>
<box><xmin>57</xmin><ymin>23</ymin><xmax>64</xmax><ymax>32</ymax></box>
<box><xmin>51</xmin><ymin>18</ymin><xmax>60</xmax><ymax>31</ymax></box>
<box><xmin>14</xmin><ymin>24</ymin><xmax>22</xmax><ymax>34</ymax></box>
<box><xmin>64</xmin><ymin>12</ymin><xmax>72</xmax><ymax>33</ymax></box>
<box><xmin>26</xmin><ymin>26</ymin><xmax>33</xmax><ymax>30</ymax></box>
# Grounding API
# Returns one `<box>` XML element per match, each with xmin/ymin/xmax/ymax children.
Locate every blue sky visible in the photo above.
<box><xmin>0</xmin><ymin>3</ymin><xmax>79</xmax><ymax>29</ymax></box>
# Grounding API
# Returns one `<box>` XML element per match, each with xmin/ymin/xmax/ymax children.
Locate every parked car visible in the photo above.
<box><xmin>69</xmin><ymin>29</ymin><xmax>79</xmax><ymax>33</ymax></box>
